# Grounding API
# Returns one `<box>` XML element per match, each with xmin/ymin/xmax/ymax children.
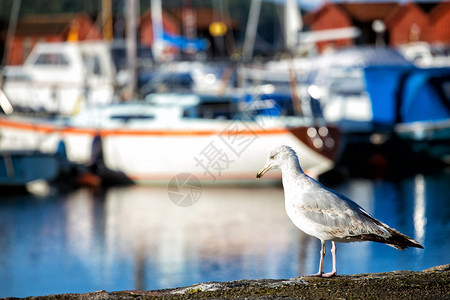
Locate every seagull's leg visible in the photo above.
<box><xmin>304</xmin><ymin>240</ymin><xmax>325</xmax><ymax>277</ymax></box>
<box><xmin>323</xmin><ymin>241</ymin><xmax>337</xmax><ymax>277</ymax></box>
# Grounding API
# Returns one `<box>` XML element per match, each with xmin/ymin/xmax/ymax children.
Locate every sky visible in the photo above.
<box><xmin>266</xmin><ymin>0</ymin><xmax>442</xmax><ymax>11</ymax></box>
<box><xmin>265</xmin><ymin>0</ymin><xmax>325</xmax><ymax>11</ymax></box>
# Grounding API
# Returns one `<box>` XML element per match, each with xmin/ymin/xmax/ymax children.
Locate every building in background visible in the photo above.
<box><xmin>384</xmin><ymin>2</ymin><xmax>429</xmax><ymax>46</ymax></box>
<box><xmin>2</xmin><ymin>1</ymin><xmax>450</xmax><ymax>64</ymax></box>
<box><xmin>304</xmin><ymin>2</ymin><xmax>450</xmax><ymax>53</ymax></box>
<box><xmin>428</xmin><ymin>2</ymin><xmax>450</xmax><ymax>43</ymax></box>
<box><xmin>6</xmin><ymin>13</ymin><xmax>101</xmax><ymax>65</ymax></box>
<box><xmin>2</xmin><ymin>6</ymin><xmax>239</xmax><ymax>65</ymax></box>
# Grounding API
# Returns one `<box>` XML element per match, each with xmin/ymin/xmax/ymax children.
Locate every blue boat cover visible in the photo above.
<box><xmin>364</xmin><ymin>66</ymin><xmax>450</xmax><ymax>125</ymax></box>
<box><xmin>162</xmin><ymin>31</ymin><xmax>208</xmax><ymax>51</ymax></box>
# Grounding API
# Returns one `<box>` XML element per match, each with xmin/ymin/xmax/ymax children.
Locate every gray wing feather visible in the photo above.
<box><xmin>295</xmin><ymin>184</ymin><xmax>391</xmax><ymax>239</ymax></box>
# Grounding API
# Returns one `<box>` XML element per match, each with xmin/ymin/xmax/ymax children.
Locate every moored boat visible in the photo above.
<box><xmin>0</xmin><ymin>150</ymin><xmax>60</xmax><ymax>193</ymax></box>
<box><xmin>2</xmin><ymin>41</ymin><xmax>117</xmax><ymax>115</ymax></box>
<box><xmin>0</xmin><ymin>93</ymin><xmax>341</xmax><ymax>184</ymax></box>
<box><xmin>301</xmin><ymin>47</ymin><xmax>450</xmax><ymax>177</ymax></box>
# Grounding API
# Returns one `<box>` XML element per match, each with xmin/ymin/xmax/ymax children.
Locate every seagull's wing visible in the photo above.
<box><xmin>294</xmin><ymin>181</ymin><xmax>391</xmax><ymax>240</ymax></box>
<box><xmin>292</xmin><ymin>179</ymin><xmax>423</xmax><ymax>249</ymax></box>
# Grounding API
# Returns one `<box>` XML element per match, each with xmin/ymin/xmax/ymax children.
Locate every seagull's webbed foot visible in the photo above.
<box><xmin>302</xmin><ymin>272</ymin><xmax>323</xmax><ymax>278</ymax></box>
<box><xmin>302</xmin><ymin>271</ymin><xmax>336</xmax><ymax>278</ymax></box>
<box><xmin>321</xmin><ymin>271</ymin><xmax>337</xmax><ymax>278</ymax></box>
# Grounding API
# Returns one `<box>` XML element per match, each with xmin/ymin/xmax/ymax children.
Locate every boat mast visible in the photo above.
<box><xmin>284</xmin><ymin>0</ymin><xmax>303</xmax><ymax>116</ymax></box>
<box><xmin>284</xmin><ymin>0</ymin><xmax>302</xmax><ymax>54</ymax></box>
<box><xmin>151</xmin><ymin>0</ymin><xmax>164</xmax><ymax>63</ymax></box>
<box><xmin>242</xmin><ymin>0</ymin><xmax>261</xmax><ymax>62</ymax></box>
<box><xmin>1</xmin><ymin>0</ymin><xmax>21</xmax><ymax>68</ymax></box>
<box><xmin>126</xmin><ymin>0</ymin><xmax>139</xmax><ymax>97</ymax></box>
<box><xmin>102</xmin><ymin>0</ymin><xmax>114</xmax><ymax>41</ymax></box>
<box><xmin>0</xmin><ymin>0</ymin><xmax>20</xmax><ymax>114</ymax></box>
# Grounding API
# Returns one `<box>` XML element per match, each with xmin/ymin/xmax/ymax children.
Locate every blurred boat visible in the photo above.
<box><xmin>0</xmin><ymin>141</ymin><xmax>102</xmax><ymax>193</ymax></box>
<box><xmin>299</xmin><ymin>47</ymin><xmax>413</xmax><ymax>132</ymax></box>
<box><xmin>301</xmin><ymin>47</ymin><xmax>450</xmax><ymax>176</ymax></box>
<box><xmin>0</xmin><ymin>150</ymin><xmax>60</xmax><ymax>192</ymax></box>
<box><xmin>365</xmin><ymin>65</ymin><xmax>450</xmax><ymax>166</ymax></box>
<box><xmin>0</xmin><ymin>93</ymin><xmax>341</xmax><ymax>184</ymax></box>
<box><xmin>2</xmin><ymin>41</ymin><xmax>116</xmax><ymax>115</ymax></box>
<box><xmin>397</xmin><ymin>42</ymin><xmax>450</xmax><ymax>68</ymax></box>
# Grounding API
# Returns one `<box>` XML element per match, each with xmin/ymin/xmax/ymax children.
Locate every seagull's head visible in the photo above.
<box><xmin>256</xmin><ymin>145</ymin><xmax>298</xmax><ymax>178</ymax></box>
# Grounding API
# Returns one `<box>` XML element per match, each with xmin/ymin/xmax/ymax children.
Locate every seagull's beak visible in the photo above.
<box><xmin>256</xmin><ymin>162</ymin><xmax>273</xmax><ymax>179</ymax></box>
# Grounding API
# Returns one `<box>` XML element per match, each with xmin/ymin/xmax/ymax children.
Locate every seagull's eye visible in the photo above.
<box><xmin>270</xmin><ymin>154</ymin><xmax>277</xmax><ymax>160</ymax></box>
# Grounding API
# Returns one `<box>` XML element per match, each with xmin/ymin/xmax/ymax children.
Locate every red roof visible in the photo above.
<box><xmin>384</xmin><ymin>2</ymin><xmax>427</xmax><ymax>28</ymax></box>
<box><xmin>13</xmin><ymin>13</ymin><xmax>100</xmax><ymax>40</ymax></box>
<box><xmin>15</xmin><ymin>14</ymin><xmax>77</xmax><ymax>36</ymax></box>
<box><xmin>428</xmin><ymin>1</ymin><xmax>450</xmax><ymax>25</ymax></box>
<box><xmin>305</xmin><ymin>2</ymin><xmax>399</xmax><ymax>25</ymax></box>
<box><xmin>338</xmin><ymin>3</ymin><xmax>399</xmax><ymax>23</ymax></box>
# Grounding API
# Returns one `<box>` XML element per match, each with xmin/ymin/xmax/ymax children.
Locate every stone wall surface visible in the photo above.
<box><xmin>5</xmin><ymin>264</ymin><xmax>449</xmax><ymax>299</ymax></box>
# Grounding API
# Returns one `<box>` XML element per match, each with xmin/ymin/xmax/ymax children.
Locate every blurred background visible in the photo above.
<box><xmin>0</xmin><ymin>0</ymin><xmax>449</xmax><ymax>297</ymax></box>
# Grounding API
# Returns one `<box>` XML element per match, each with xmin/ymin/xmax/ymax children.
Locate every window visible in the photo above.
<box><xmin>83</xmin><ymin>54</ymin><xmax>102</xmax><ymax>76</ymax></box>
<box><xmin>183</xmin><ymin>99</ymin><xmax>237</xmax><ymax>120</ymax></box>
<box><xmin>33</xmin><ymin>53</ymin><xmax>69</xmax><ymax>66</ymax></box>
<box><xmin>110</xmin><ymin>114</ymin><xmax>154</xmax><ymax>122</ymax></box>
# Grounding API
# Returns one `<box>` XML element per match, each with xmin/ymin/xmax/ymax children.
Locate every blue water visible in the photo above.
<box><xmin>1</xmin><ymin>171</ymin><xmax>449</xmax><ymax>297</ymax></box>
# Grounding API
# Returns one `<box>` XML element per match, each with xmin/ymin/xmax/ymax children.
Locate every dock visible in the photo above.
<box><xmin>19</xmin><ymin>264</ymin><xmax>449</xmax><ymax>299</ymax></box>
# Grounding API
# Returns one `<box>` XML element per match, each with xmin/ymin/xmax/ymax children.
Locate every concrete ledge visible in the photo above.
<box><xmin>10</xmin><ymin>264</ymin><xmax>450</xmax><ymax>299</ymax></box>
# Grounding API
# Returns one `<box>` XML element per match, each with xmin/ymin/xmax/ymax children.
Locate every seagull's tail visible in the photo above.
<box><xmin>359</xmin><ymin>210</ymin><xmax>424</xmax><ymax>250</ymax></box>
<box><xmin>384</xmin><ymin>227</ymin><xmax>424</xmax><ymax>250</ymax></box>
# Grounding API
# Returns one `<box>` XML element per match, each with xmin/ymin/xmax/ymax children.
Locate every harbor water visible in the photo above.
<box><xmin>0</xmin><ymin>171</ymin><xmax>449</xmax><ymax>297</ymax></box>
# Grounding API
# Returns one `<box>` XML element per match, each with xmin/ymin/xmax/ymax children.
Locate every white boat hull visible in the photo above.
<box><xmin>0</xmin><ymin>116</ymin><xmax>339</xmax><ymax>184</ymax></box>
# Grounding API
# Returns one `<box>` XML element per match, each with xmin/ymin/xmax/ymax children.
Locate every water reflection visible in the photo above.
<box><xmin>413</xmin><ymin>174</ymin><xmax>426</xmax><ymax>245</ymax></box>
<box><xmin>0</xmin><ymin>171</ymin><xmax>449</xmax><ymax>297</ymax></box>
<box><xmin>102</xmin><ymin>186</ymin><xmax>298</xmax><ymax>290</ymax></box>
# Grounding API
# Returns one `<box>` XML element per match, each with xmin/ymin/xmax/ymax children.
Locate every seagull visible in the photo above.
<box><xmin>256</xmin><ymin>145</ymin><xmax>423</xmax><ymax>277</ymax></box>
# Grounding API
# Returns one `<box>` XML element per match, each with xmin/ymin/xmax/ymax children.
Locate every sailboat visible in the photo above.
<box><xmin>0</xmin><ymin>0</ymin><xmax>342</xmax><ymax>184</ymax></box>
<box><xmin>0</xmin><ymin>91</ymin><xmax>341</xmax><ymax>184</ymax></box>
